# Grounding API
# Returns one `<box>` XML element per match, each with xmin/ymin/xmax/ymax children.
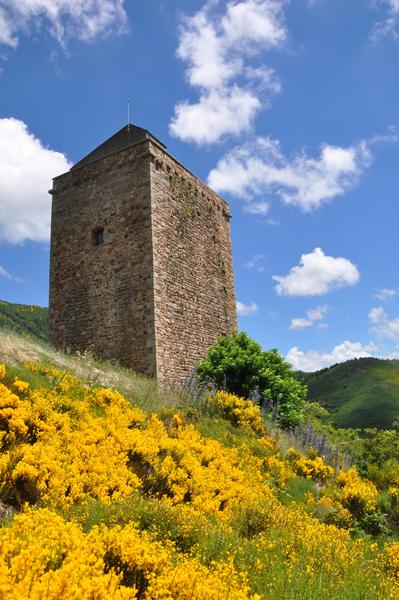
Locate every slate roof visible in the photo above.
<box><xmin>71</xmin><ymin>124</ymin><xmax>166</xmax><ymax>170</ymax></box>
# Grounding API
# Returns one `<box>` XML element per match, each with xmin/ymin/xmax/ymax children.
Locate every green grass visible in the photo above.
<box><xmin>278</xmin><ymin>477</ymin><xmax>316</xmax><ymax>506</ymax></box>
<box><xmin>0</xmin><ymin>300</ymin><xmax>48</xmax><ymax>341</ymax></box>
<box><xmin>301</xmin><ymin>357</ymin><xmax>399</xmax><ymax>429</ymax></box>
<box><xmin>64</xmin><ymin>494</ymin><xmax>388</xmax><ymax>600</ymax></box>
<box><xmin>0</xmin><ymin>328</ymin><xmax>192</xmax><ymax>415</ymax></box>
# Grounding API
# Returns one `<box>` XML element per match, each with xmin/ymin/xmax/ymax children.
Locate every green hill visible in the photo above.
<box><xmin>301</xmin><ymin>357</ymin><xmax>399</xmax><ymax>429</ymax></box>
<box><xmin>0</xmin><ymin>300</ymin><xmax>48</xmax><ymax>341</ymax></box>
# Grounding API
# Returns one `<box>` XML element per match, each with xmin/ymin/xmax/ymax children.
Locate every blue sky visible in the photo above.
<box><xmin>1</xmin><ymin>0</ymin><xmax>399</xmax><ymax>370</ymax></box>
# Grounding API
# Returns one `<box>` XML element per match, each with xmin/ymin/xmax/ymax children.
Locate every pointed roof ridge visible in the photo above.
<box><xmin>71</xmin><ymin>124</ymin><xmax>166</xmax><ymax>170</ymax></box>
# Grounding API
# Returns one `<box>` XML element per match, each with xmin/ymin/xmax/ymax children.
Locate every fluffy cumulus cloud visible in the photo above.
<box><xmin>0</xmin><ymin>0</ymin><xmax>127</xmax><ymax>49</ymax></box>
<box><xmin>0</xmin><ymin>118</ymin><xmax>71</xmax><ymax>244</ymax></box>
<box><xmin>237</xmin><ymin>301</ymin><xmax>259</xmax><ymax>316</ymax></box>
<box><xmin>369</xmin><ymin>306</ymin><xmax>387</xmax><ymax>324</ymax></box>
<box><xmin>208</xmin><ymin>136</ymin><xmax>372</xmax><ymax>212</ymax></box>
<box><xmin>273</xmin><ymin>248</ymin><xmax>360</xmax><ymax>297</ymax></box>
<box><xmin>369</xmin><ymin>306</ymin><xmax>399</xmax><ymax>340</ymax></box>
<box><xmin>286</xmin><ymin>341</ymin><xmax>378</xmax><ymax>372</ymax></box>
<box><xmin>289</xmin><ymin>305</ymin><xmax>329</xmax><ymax>330</ymax></box>
<box><xmin>171</xmin><ymin>88</ymin><xmax>262</xmax><ymax>146</ymax></box>
<box><xmin>170</xmin><ymin>0</ymin><xmax>286</xmax><ymax>144</ymax></box>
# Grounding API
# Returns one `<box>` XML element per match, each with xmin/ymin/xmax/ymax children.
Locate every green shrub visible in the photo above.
<box><xmin>359</xmin><ymin>511</ymin><xmax>390</xmax><ymax>536</ymax></box>
<box><xmin>197</xmin><ymin>332</ymin><xmax>306</xmax><ymax>428</ymax></box>
<box><xmin>366</xmin><ymin>460</ymin><xmax>399</xmax><ymax>490</ymax></box>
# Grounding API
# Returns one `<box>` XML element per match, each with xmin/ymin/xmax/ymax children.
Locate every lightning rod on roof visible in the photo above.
<box><xmin>127</xmin><ymin>99</ymin><xmax>130</xmax><ymax>131</ymax></box>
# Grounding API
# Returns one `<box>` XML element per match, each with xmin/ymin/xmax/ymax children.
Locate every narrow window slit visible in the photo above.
<box><xmin>92</xmin><ymin>227</ymin><xmax>104</xmax><ymax>246</ymax></box>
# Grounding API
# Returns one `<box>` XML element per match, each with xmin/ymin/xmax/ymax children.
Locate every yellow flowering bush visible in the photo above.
<box><xmin>0</xmin><ymin>364</ymin><xmax>6</xmax><ymax>380</ymax></box>
<box><xmin>25</xmin><ymin>362</ymin><xmax>80</xmax><ymax>393</ymax></box>
<box><xmin>172</xmin><ymin>413</ymin><xmax>184</xmax><ymax>428</ymax></box>
<box><xmin>147</xmin><ymin>557</ymin><xmax>254</xmax><ymax>599</ymax></box>
<box><xmin>337</xmin><ymin>468</ymin><xmax>378</xmax><ymax>516</ymax></box>
<box><xmin>306</xmin><ymin>494</ymin><xmax>353</xmax><ymax>529</ymax></box>
<box><xmin>0</xmin><ymin>509</ymin><xmax>254</xmax><ymax>600</ymax></box>
<box><xmin>0</xmin><ymin>509</ymin><xmax>130</xmax><ymax>600</ymax></box>
<box><xmin>0</xmin><ymin>384</ymin><xmax>144</xmax><ymax>507</ymax></box>
<box><xmin>287</xmin><ymin>448</ymin><xmax>334</xmax><ymax>482</ymax></box>
<box><xmin>389</xmin><ymin>486</ymin><xmax>399</xmax><ymax>500</ymax></box>
<box><xmin>11</xmin><ymin>378</ymin><xmax>29</xmax><ymax>394</ymax></box>
<box><xmin>384</xmin><ymin>542</ymin><xmax>399</xmax><ymax>582</ymax></box>
<box><xmin>258</xmin><ymin>436</ymin><xmax>277</xmax><ymax>453</ymax></box>
<box><xmin>128</xmin><ymin>414</ymin><xmax>273</xmax><ymax>517</ymax></box>
<box><xmin>2</xmin><ymin>503</ymin><xmax>388</xmax><ymax>600</ymax></box>
<box><xmin>0</xmin><ymin>361</ymin><xmax>397</xmax><ymax>598</ymax></box>
<box><xmin>0</xmin><ymin>383</ymin><xmax>34</xmax><ymax>451</ymax></box>
<box><xmin>0</xmin><ymin>371</ymin><xmax>271</xmax><ymax>514</ymax></box>
<box><xmin>210</xmin><ymin>391</ymin><xmax>266</xmax><ymax>435</ymax></box>
<box><xmin>263</xmin><ymin>455</ymin><xmax>294</xmax><ymax>487</ymax></box>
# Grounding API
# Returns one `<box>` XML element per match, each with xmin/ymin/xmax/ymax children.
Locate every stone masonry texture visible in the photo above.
<box><xmin>49</xmin><ymin>129</ymin><xmax>237</xmax><ymax>384</ymax></box>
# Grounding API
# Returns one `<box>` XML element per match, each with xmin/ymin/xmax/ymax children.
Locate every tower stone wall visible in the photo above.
<box><xmin>149</xmin><ymin>144</ymin><xmax>237</xmax><ymax>383</ymax></box>
<box><xmin>49</xmin><ymin>126</ymin><xmax>237</xmax><ymax>384</ymax></box>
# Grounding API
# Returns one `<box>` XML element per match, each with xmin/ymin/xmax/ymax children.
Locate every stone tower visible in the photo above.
<box><xmin>49</xmin><ymin>124</ymin><xmax>237</xmax><ymax>384</ymax></box>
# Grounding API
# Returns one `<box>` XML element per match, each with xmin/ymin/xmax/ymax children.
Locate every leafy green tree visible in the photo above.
<box><xmin>197</xmin><ymin>332</ymin><xmax>307</xmax><ymax>428</ymax></box>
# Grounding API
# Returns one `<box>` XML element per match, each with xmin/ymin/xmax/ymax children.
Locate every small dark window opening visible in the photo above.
<box><xmin>92</xmin><ymin>227</ymin><xmax>104</xmax><ymax>247</ymax></box>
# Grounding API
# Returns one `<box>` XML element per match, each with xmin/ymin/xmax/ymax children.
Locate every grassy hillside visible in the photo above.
<box><xmin>0</xmin><ymin>299</ymin><xmax>48</xmax><ymax>341</ymax></box>
<box><xmin>1</xmin><ymin>330</ymin><xmax>399</xmax><ymax>597</ymax></box>
<box><xmin>1</xmin><ymin>298</ymin><xmax>398</xmax><ymax>431</ymax></box>
<box><xmin>302</xmin><ymin>357</ymin><xmax>399</xmax><ymax>429</ymax></box>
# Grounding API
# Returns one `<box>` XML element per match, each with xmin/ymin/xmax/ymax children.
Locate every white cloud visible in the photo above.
<box><xmin>289</xmin><ymin>305</ymin><xmax>329</xmax><ymax>330</ymax></box>
<box><xmin>286</xmin><ymin>341</ymin><xmax>378</xmax><ymax>372</ymax></box>
<box><xmin>170</xmin><ymin>0</ymin><xmax>286</xmax><ymax>144</ymax></box>
<box><xmin>244</xmin><ymin>253</ymin><xmax>267</xmax><ymax>272</ymax></box>
<box><xmin>0</xmin><ymin>0</ymin><xmax>127</xmax><ymax>49</ymax></box>
<box><xmin>374</xmin><ymin>288</ymin><xmax>397</xmax><ymax>301</ymax></box>
<box><xmin>208</xmin><ymin>136</ymin><xmax>372</xmax><ymax>212</ymax></box>
<box><xmin>0</xmin><ymin>118</ymin><xmax>71</xmax><ymax>244</ymax></box>
<box><xmin>243</xmin><ymin>201</ymin><xmax>270</xmax><ymax>216</ymax></box>
<box><xmin>369</xmin><ymin>306</ymin><xmax>399</xmax><ymax>340</ymax></box>
<box><xmin>384</xmin><ymin>352</ymin><xmax>399</xmax><ymax>359</ymax></box>
<box><xmin>273</xmin><ymin>248</ymin><xmax>360</xmax><ymax>297</ymax></box>
<box><xmin>237</xmin><ymin>300</ymin><xmax>259</xmax><ymax>316</ymax></box>
<box><xmin>0</xmin><ymin>8</ymin><xmax>17</xmax><ymax>47</ymax></box>
<box><xmin>372</xmin><ymin>0</ymin><xmax>399</xmax><ymax>42</ymax></box>
<box><xmin>289</xmin><ymin>318</ymin><xmax>312</xmax><ymax>331</ymax></box>
<box><xmin>375</xmin><ymin>318</ymin><xmax>399</xmax><ymax>340</ymax></box>
<box><xmin>170</xmin><ymin>88</ymin><xmax>261</xmax><ymax>145</ymax></box>
<box><xmin>307</xmin><ymin>305</ymin><xmax>329</xmax><ymax>321</ymax></box>
<box><xmin>221</xmin><ymin>0</ymin><xmax>286</xmax><ymax>48</ymax></box>
<box><xmin>0</xmin><ymin>265</ymin><xmax>21</xmax><ymax>282</ymax></box>
<box><xmin>369</xmin><ymin>306</ymin><xmax>387</xmax><ymax>324</ymax></box>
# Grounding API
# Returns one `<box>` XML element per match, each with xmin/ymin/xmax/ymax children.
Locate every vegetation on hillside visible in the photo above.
<box><xmin>0</xmin><ymin>300</ymin><xmax>48</xmax><ymax>342</ymax></box>
<box><xmin>197</xmin><ymin>332</ymin><xmax>306</xmax><ymax>428</ymax></box>
<box><xmin>1</xmin><ymin>332</ymin><xmax>399</xmax><ymax>597</ymax></box>
<box><xmin>300</xmin><ymin>357</ymin><xmax>399</xmax><ymax>429</ymax></box>
<box><xmin>2</xmin><ymin>298</ymin><xmax>399</xmax><ymax>431</ymax></box>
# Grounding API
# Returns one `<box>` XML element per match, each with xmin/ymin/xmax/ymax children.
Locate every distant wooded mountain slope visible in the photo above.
<box><xmin>0</xmin><ymin>300</ymin><xmax>48</xmax><ymax>342</ymax></box>
<box><xmin>300</xmin><ymin>357</ymin><xmax>399</xmax><ymax>429</ymax></box>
